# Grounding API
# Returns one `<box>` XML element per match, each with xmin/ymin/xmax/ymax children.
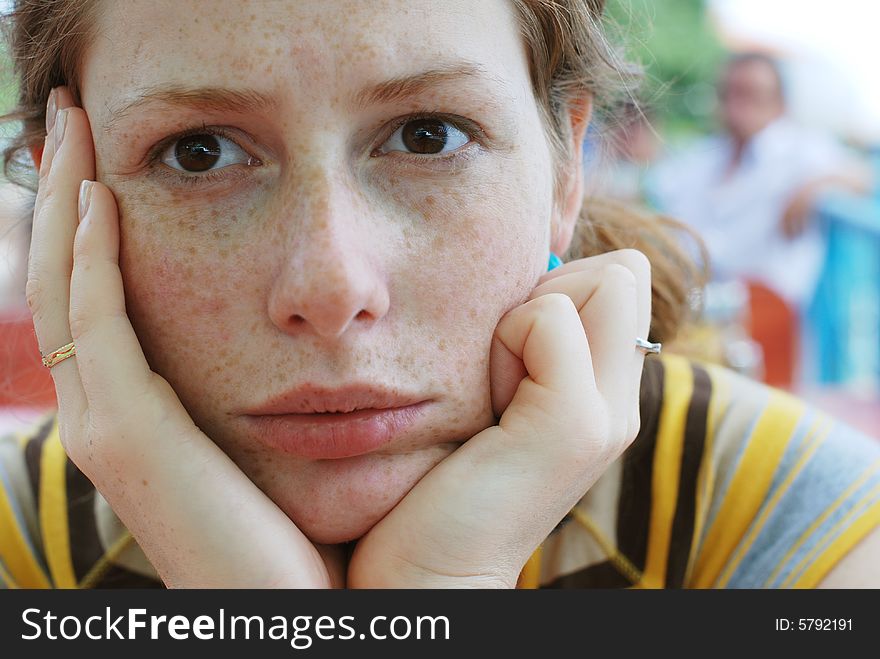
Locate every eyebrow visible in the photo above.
<box><xmin>103</xmin><ymin>86</ymin><xmax>278</xmax><ymax>134</ymax></box>
<box><xmin>103</xmin><ymin>62</ymin><xmax>502</xmax><ymax>134</ymax></box>
<box><xmin>353</xmin><ymin>62</ymin><xmax>498</xmax><ymax>109</ymax></box>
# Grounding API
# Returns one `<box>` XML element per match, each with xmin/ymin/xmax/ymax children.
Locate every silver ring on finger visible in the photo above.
<box><xmin>635</xmin><ymin>337</ymin><xmax>661</xmax><ymax>355</ymax></box>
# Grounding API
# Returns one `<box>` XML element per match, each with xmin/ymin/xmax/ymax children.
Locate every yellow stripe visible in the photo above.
<box><xmin>763</xmin><ymin>459</ymin><xmax>880</xmax><ymax>587</ymax></box>
<box><xmin>689</xmin><ymin>389</ymin><xmax>803</xmax><ymax>588</ymax></box>
<box><xmin>684</xmin><ymin>364</ymin><xmax>728</xmax><ymax>585</ymax></box>
<box><xmin>639</xmin><ymin>354</ymin><xmax>692</xmax><ymax>588</ymax></box>
<box><xmin>0</xmin><ymin>482</ymin><xmax>50</xmax><ymax>588</ymax></box>
<box><xmin>0</xmin><ymin>422</ymin><xmax>53</xmax><ymax>589</ymax></box>
<box><xmin>782</xmin><ymin>482</ymin><xmax>880</xmax><ymax>588</ymax></box>
<box><xmin>78</xmin><ymin>532</ymin><xmax>136</xmax><ymax>589</ymax></box>
<box><xmin>793</xmin><ymin>501</ymin><xmax>880</xmax><ymax>588</ymax></box>
<box><xmin>570</xmin><ymin>507</ymin><xmax>642</xmax><ymax>584</ymax></box>
<box><xmin>517</xmin><ymin>545</ymin><xmax>543</xmax><ymax>589</ymax></box>
<box><xmin>0</xmin><ymin>558</ymin><xmax>19</xmax><ymax>588</ymax></box>
<box><xmin>714</xmin><ymin>417</ymin><xmax>829</xmax><ymax>588</ymax></box>
<box><xmin>39</xmin><ymin>427</ymin><xmax>77</xmax><ymax>589</ymax></box>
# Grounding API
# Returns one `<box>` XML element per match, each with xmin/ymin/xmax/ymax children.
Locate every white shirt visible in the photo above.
<box><xmin>648</xmin><ymin>118</ymin><xmax>850</xmax><ymax>310</ymax></box>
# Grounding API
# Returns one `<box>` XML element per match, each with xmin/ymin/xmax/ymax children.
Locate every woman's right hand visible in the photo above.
<box><xmin>28</xmin><ymin>87</ymin><xmax>339</xmax><ymax>588</ymax></box>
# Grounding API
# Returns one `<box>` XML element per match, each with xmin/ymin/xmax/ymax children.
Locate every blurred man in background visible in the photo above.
<box><xmin>649</xmin><ymin>53</ymin><xmax>870</xmax><ymax>312</ymax></box>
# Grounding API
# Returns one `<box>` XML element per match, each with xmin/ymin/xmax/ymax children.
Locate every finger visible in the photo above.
<box><xmin>27</xmin><ymin>87</ymin><xmax>92</xmax><ymax>422</ymax></box>
<box><xmin>35</xmin><ymin>87</ymin><xmax>62</xmax><ymax>182</ymax></box>
<box><xmin>533</xmin><ymin>249</ymin><xmax>652</xmax><ymax>338</ymax></box>
<box><xmin>531</xmin><ymin>268</ymin><xmax>639</xmax><ymax>416</ymax></box>
<box><xmin>69</xmin><ymin>181</ymin><xmax>156</xmax><ymax>419</ymax></box>
<box><xmin>491</xmin><ymin>292</ymin><xmax>595</xmax><ymax>429</ymax></box>
<box><xmin>530</xmin><ymin>249</ymin><xmax>651</xmax><ymax>430</ymax></box>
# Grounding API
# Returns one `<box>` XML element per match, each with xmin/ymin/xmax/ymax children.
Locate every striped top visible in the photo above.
<box><xmin>2</xmin><ymin>354</ymin><xmax>879</xmax><ymax>589</ymax></box>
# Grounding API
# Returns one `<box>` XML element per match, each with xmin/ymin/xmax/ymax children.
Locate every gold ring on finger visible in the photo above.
<box><xmin>41</xmin><ymin>341</ymin><xmax>76</xmax><ymax>368</ymax></box>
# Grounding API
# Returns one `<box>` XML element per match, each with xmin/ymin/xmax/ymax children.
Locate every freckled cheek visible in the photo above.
<box><xmin>114</xmin><ymin>201</ymin><xmax>269</xmax><ymax>356</ymax></box>
<box><xmin>393</xmin><ymin>183</ymin><xmax>549</xmax><ymax>416</ymax></box>
<box><xmin>405</xmin><ymin>191</ymin><xmax>548</xmax><ymax>328</ymax></box>
<box><xmin>123</xmin><ymin>250</ymin><xmax>228</xmax><ymax>316</ymax></box>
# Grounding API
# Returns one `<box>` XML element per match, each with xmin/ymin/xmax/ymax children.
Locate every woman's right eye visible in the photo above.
<box><xmin>159</xmin><ymin>133</ymin><xmax>256</xmax><ymax>174</ymax></box>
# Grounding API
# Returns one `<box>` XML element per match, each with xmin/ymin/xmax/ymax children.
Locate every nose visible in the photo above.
<box><xmin>267</xmin><ymin>172</ymin><xmax>391</xmax><ymax>340</ymax></box>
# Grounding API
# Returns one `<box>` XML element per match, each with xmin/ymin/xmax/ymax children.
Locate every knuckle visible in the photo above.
<box><xmin>625</xmin><ymin>247</ymin><xmax>651</xmax><ymax>269</ymax></box>
<box><xmin>608</xmin><ymin>249</ymin><xmax>651</xmax><ymax>284</ymax></box>
<box><xmin>24</xmin><ymin>275</ymin><xmax>47</xmax><ymax>316</ymax></box>
<box><xmin>58</xmin><ymin>418</ymin><xmax>92</xmax><ymax>467</ymax></box>
<box><xmin>566</xmin><ymin>409</ymin><xmax>633</xmax><ymax>469</ymax></box>
<box><xmin>565</xmin><ymin>414</ymin><xmax>610</xmax><ymax>462</ymax></box>
<box><xmin>67</xmin><ymin>305</ymin><xmax>91</xmax><ymax>340</ymax></box>
<box><xmin>534</xmin><ymin>291</ymin><xmax>575</xmax><ymax>315</ymax></box>
<box><xmin>81</xmin><ymin>411</ymin><xmax>131</xmax><ymax>466</ymax></box>
<box><xmin>617</xmin><ymin>248</ymin><xmax>651</xmax><ymax>275</ymax></box>
<box><xmin>35</xmin><ymin>175</ymin><xmax>58</xmax><ymax>206</ymax></box>
<box><xmin>602</xmin><ymin>262</ymin><xmax>638</xmax><ymax>290</ymax></box>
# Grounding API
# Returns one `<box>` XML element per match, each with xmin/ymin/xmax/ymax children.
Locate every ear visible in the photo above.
<box><xmin>551</xmin><ymin>94</ymin><xmax>592</xmax><ymax>256</ymax></box>
<box><xmin>30</xmin><ymin>144</ymin><xmax>43</xmax><ymax>172</ymax></box>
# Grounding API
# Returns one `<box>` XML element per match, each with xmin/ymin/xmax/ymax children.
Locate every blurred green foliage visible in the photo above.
<box><xmin>0</xmin><ymin>40</ymin><xmax>18</xmax><ymax>181</ymax></box>
<box><xmin>0</xmin><ymin>37</ymin><xmax>15</xmax><ymax>115</ymax></box>
<box><xmin>605</xmin><ymin>0</ymin><xmax>726</xmax><ymax>136</ymax></box>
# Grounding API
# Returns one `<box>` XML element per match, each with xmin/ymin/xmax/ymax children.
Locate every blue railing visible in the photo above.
<box><xmin>807</xmin><ymin>182</ymin><xmax>880</xmax><ymax>389</ymax></box>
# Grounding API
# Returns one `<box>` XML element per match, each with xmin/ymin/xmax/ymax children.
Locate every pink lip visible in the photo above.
<box><xmin>241</xmin><ymin>384</ymin><xmax>430</xmax><ymax>460</ymax></box>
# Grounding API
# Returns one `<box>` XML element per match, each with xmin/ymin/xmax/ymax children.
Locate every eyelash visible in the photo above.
<box><xmin>146</xmin><ymin>124</ymin><xmax>252</xmax><ymax>189</ymax></box>
<box><xmin>372</xmin><ymin>112</ymin><xmax>484</xmax><ymax>163</ymax></box>
<box><xmin>146</xmin><ymin>113</ymin><xmax>484</xmax><ymax>189</ymax></box>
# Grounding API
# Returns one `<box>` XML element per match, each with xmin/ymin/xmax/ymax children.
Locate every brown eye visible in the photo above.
<box><xmin>160</xmin><ymin>131</ymin><xmax>255</xmax><ymax>174</ymax></box>
<box><xmin>402</xmin><ymin>119</ymin><xmax>449</xmax><ymax>154</ymax></box>
<box><xmin>174</xmin><ymin>134</ymin><xmax>221</xmax><ymax>171</ymax></box>
<box><xmin>381</xmin><ymin>117</ymin><xmax>470</xmax><ymax>156</ymax></box>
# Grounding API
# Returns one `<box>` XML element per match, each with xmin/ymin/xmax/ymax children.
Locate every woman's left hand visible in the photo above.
<box><xmin>348</xmin><ymin>249</ymin><xmax>652</xmax><ymax>587</ymax></box>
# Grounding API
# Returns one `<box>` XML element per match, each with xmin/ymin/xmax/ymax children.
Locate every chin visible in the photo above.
<box><xmin>261</xmin><ymin>443</ymin><xmax>457</xmax><ymax>545</ymax></box>
<box><xmin>296</xmin><ymin>503</ymin><xmax>394</xmax><ymax>545</ymax></box>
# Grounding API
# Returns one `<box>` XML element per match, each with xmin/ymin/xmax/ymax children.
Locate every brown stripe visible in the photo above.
<box><xmin>543</xmin><ymin>560</ymin><xmax>632</xmax><ymax>589</ymax></box>
<box><xmin>91</xmin><ymin>564</ymin><xmax>164</xmax><ymax>589</ymax></box>
<box><xmin>23</xmin><ymin>414</ymin><xmax>55</xmax><ymax>513</ymax></box>
<box><xmin>65</xmin><ymin>459</ymin><xmax>105</xmax><ymax>583</ymax></box>
<box><xmin>615</xmin><ymin>358</ymin><xmax>665</xmax><ymax>572</ymax></box>
<box><xmin>664</xmin><ymin>364</ymin><xmax>712</xmax><ymax>588</ymax></box>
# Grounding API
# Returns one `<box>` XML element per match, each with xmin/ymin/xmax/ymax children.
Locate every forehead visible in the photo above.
<box><xmin>83</xmin><ymin>0</ymin><xmax>528</xmax><ymax>104</ymax></box>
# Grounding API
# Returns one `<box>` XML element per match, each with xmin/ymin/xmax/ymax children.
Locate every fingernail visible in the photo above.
<box><xmin>79</xmin><ymin>180</ymin><xmax>93</xmax><ymax>222</ymax></box>
<box><xmin>54</xmin><ymin>109</ymin><xmax>68</xmax><ymax>150</ymax></box>
<box><xmin>45</xmin><ymin>89</ymin><xmax>57</xmax><ymax>135</ymax></box>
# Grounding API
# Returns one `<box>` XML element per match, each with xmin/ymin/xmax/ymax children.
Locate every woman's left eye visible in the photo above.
<box><xmin>159</xmin><ymin>133</ymin><xmax>255</xmax><ymax>173</ymax></box>
<box><xmin>379</xmin><ymin>118</ymin><xmax>471</xmax><ymax>156</ymax></box>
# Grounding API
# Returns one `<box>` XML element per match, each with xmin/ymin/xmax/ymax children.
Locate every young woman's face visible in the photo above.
<box><xmin>81</xmin><ymin>0</ymin><xmax>566</xmax><ymax>543</ymax></box>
